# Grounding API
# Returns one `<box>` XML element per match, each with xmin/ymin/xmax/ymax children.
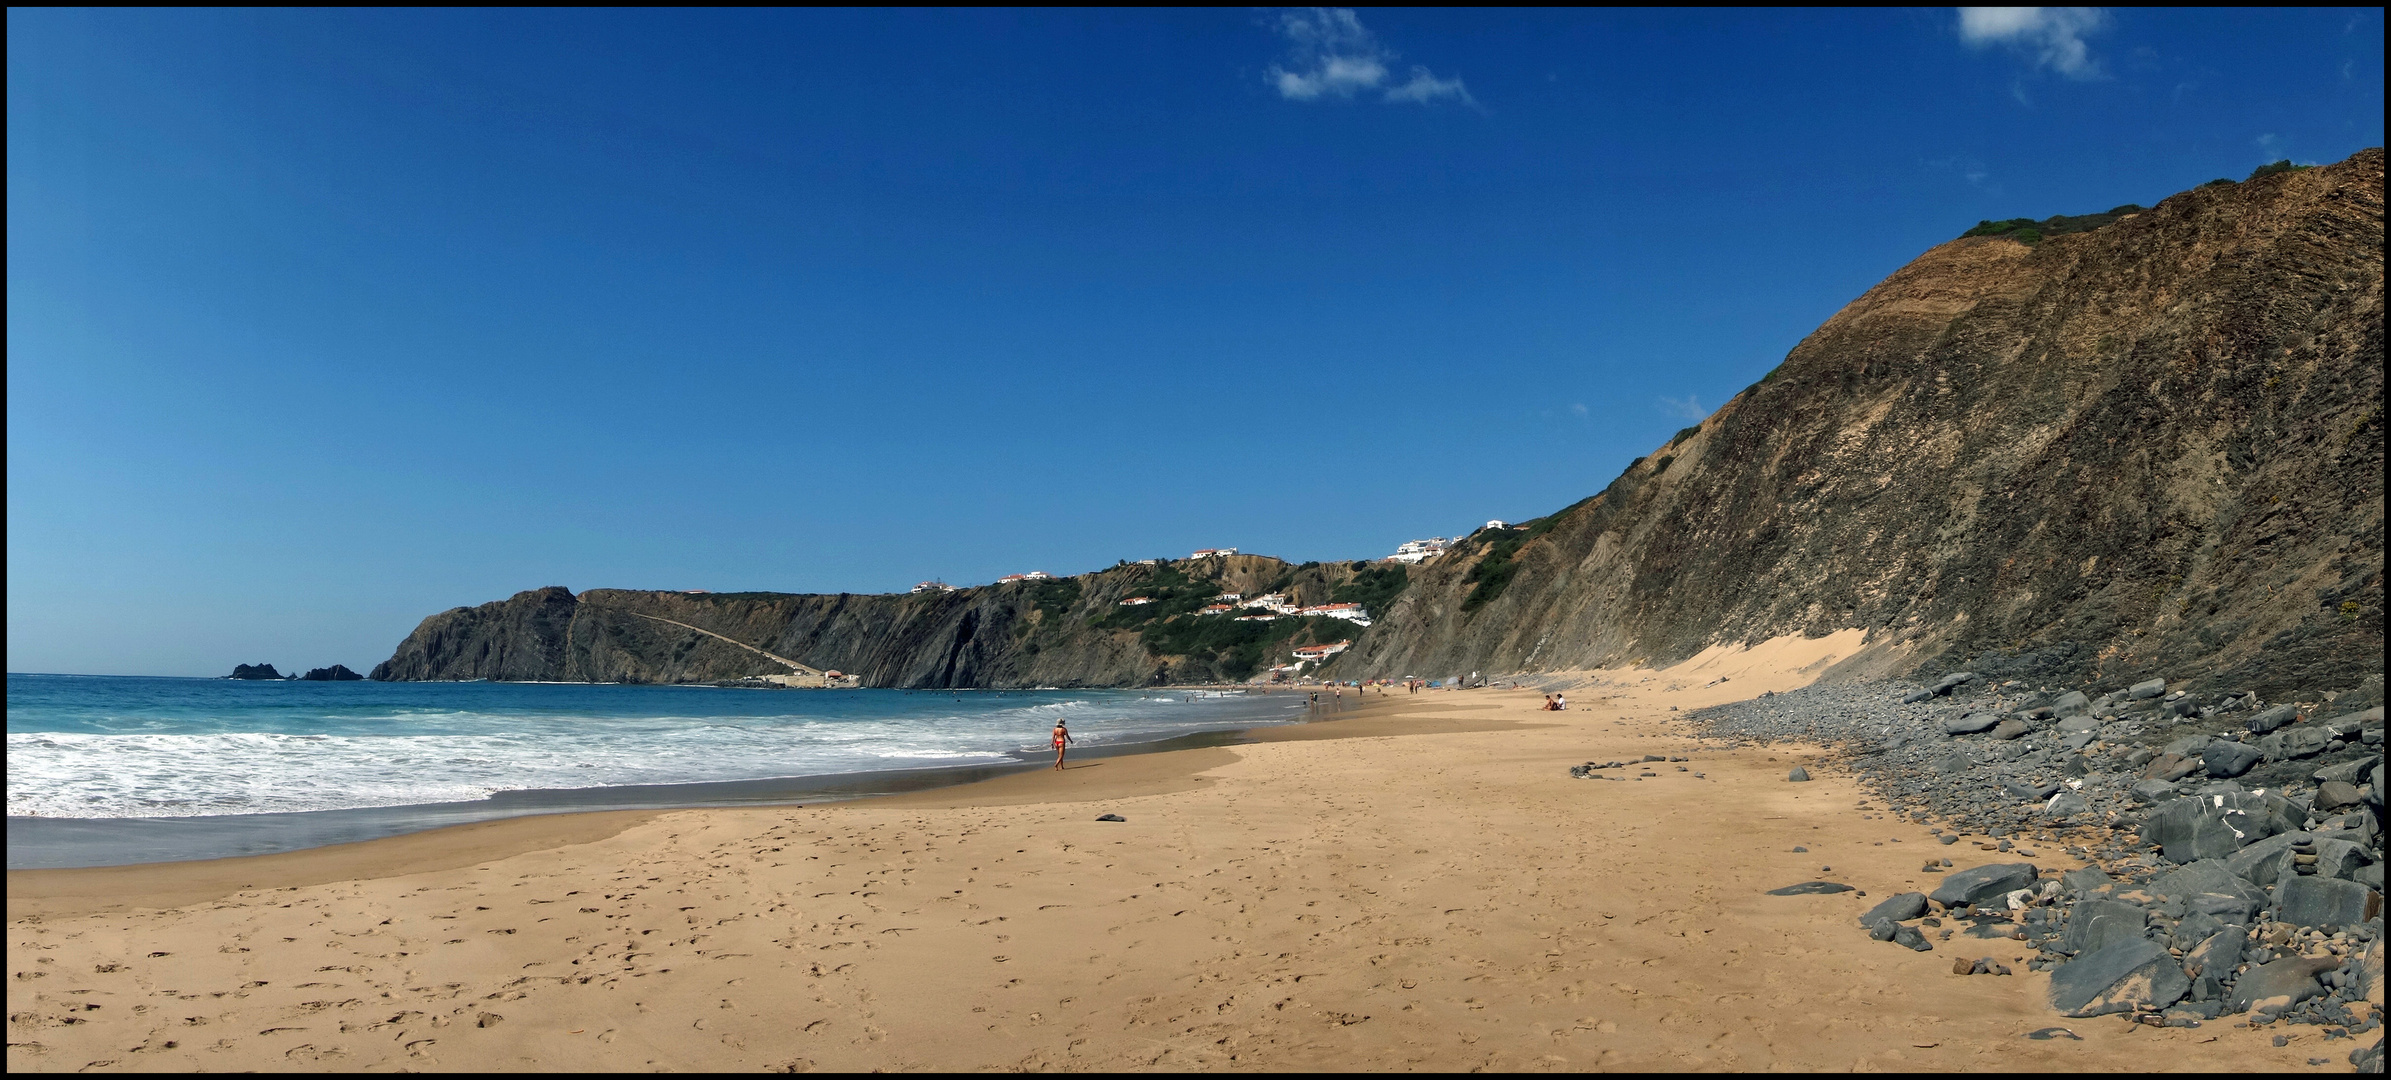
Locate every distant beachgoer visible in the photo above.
<box><xmin>1554</xmin><ymin>693</ymin><xmax>1568</xmax><ymax>711</ymax></box>
<box><xmin>1543</xmin><ymin>693</ymin><xmax>1556</xmax><ymax>711</ymax></box>
<box><xmin>1052</xmin><ymin>719</ymin><xmax>1073</xmax><ymax>770</ymax></box>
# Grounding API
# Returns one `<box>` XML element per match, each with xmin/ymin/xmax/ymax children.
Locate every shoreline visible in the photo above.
<box><xmin>2</xmin><ymin>683</ymin><xmax>1323</xmax><ymax>873</ymax></box>
<box><xmin>5</xmin><ymin>688</ymin><xmax>1480</xmax><ymax>918</ymax></box>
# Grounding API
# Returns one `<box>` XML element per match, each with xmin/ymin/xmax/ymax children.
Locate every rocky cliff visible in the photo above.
<box><xmin>380</xmin><ymin>151</ymin><xmax>2382</xmax><ymax>695</ymax></box>
<box><xmin>371</xmin><ymin>556</ymin><xmax>1377</xmax><ymax>687</ymax></box>
<box><xmin>1338</xmin><ymin>149</ymin><xmax>2383</xmax><ymax>697</ymax></box>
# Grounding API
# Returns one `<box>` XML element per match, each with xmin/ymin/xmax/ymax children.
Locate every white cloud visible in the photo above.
<box><xmin>1957</xmin><ymin>7</ymin><xmax>2108</xmax><ymax>79</ymax></box>
<box><xmin>1266</xmin><ymin>8</ymin><xmax>1473</xmax><ymax>106</ymax></box>
<box><xmin>1658</xmin><ymin>395</ymin><xmax>1706</xmax><ymax>421</ymax></box>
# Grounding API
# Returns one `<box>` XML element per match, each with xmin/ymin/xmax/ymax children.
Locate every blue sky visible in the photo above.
<box><xmin>8</xmin><ymin>8</ymin><xmax>2383</xmax><ymax>676</ymax></box>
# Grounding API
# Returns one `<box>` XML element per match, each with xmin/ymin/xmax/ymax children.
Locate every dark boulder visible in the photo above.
<box><xmin>2042</xmin><ymin>790</ymin><xmax>2089</xmax><ymax>817</ymax></box>
<box><xmin>2147</xmin><ymin>860</ymin><xmax>2268</xmax><ymax>914</ymax></box>
<box><xmin>2049</xmin><ymin>937</ymin><xmax>2188</xmax><ymax>1017</ymax></box>
<box><xmin>2246</xmin><ymin>704</ymin><xmax>2298</xmax><ymax>734</ymax></box>
<box><xmin>2314</xmin><ymin>781</ymin><xmax>2365</xmax><ymax>813</ymax></box>
<box><xmin>1932</xmin><ymin>672</ymin><xmax>1980</xmax><ymax>696</ymax></box>
<box><xmin>2259</xmin><ymin>726</ymin><xmax>2334</xmax><ymax>761</ymax></box>
<box><xmin>2061</xmin><ymin>899</ymin><xmax>2148</xmax><ymax>956</ymax></box>
<box><xmin>1943</xmin><ymin>713</ymin><xmax>2001</xmax><ymax>735</ymax></box>
<box><xmin>1857</xmin><ymin>892</ymin><xmax>1928</xmax><ymax>926</ymax></box>
<box><xmin>2321</xmin><ymin>706</ymin><xmax>2384</xmax><ymax>739</ymax></box>
<box><xmin>2201</xmin><ymin>741</ymin><xmax>2263</xmax><ymax>778</ymax></box>
<box><xmin>2143</xmin><ymin>792</ymin><xmax>2301</xmax><ymax>864</ymax></box>
<box><xmin>1929</xmin><ymin>862</ymin><xmax>2038</xmax><ymax>909</ymax></box>
<box><xmin>2227</xmin><ymin>832</ymin><xmax>2302</xmax><ymax>888</ymax></box>
<box><xmin>2060</xmin><ymin>867</ymin><xmax>2114</xmax><ymax>895</ymax></box>
<box><xmin>2130</xmin><ymin>778</ymin><xmax>2178</xmax><ymax>804</ymax></box>
<box><xmin>2274</xmin><ymin>876</ymin><xmax>2382</xmax><ymax>931</ymax></box>
<box><xmin>2002</xmin><ymin>780</ymin><xmax>2060</xmax><ymax>802</ymax></box>
<box><xmin>2141</xmin><ymin>799</ymin><xmax>2242</xmax><ymax>863</ymax></box>
<box><xmin>2184</xmin><ymin>929</ymin><xmax>2243</xmax><ymax>981</ymax></box>
<box><xmin>2225</xmin><ymin>954</ymin><xmax>2338</xmax><ymax>1015</ymax></box>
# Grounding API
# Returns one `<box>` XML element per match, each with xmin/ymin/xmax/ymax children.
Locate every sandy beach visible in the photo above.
<box><xmin>6</xmin><ymin>640</ymin><xmax>2318</xmax><ymax>1071</ymax></box>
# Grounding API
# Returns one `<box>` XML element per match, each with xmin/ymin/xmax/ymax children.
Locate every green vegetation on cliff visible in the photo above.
<box><xmin>1332</xmin><ymin>563</ymin><xmax>1409</xmax><ymax>613</ymax></box>
<box><xmin>1460</xmin><ymin>517</ymin><xmax>1561</xmax><ymax>613</ymax></box>
<box><xmin>1092</xmin><ymin>563</ymin><xmax>1221</xmax><ymax>629</ymax></box>
<box><xmin>1961</xmin><ymin>203</ymin><xmax>2145</xmax><ymax>246</ymax></box>
<box><xmin>1138</xmin><ymin>614</ymin><xmax>1353</xmax><ymax>682</ymax></box>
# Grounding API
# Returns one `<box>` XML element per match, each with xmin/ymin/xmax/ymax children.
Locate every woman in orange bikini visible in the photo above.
<box><xmin>1052</xmin><ymin>719</ymin><xmax>1073</xmax><ymax>770</ymax></box>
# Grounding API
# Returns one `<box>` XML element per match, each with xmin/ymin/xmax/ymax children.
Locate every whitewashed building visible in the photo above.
<box><xmin>1387</xmin><ymin>538</ymin><xmax>1451</xmax><ymax>564</ymax></box>
<box><xmin>1191</xmin><ymin>548</ymin><xmax>1238</xmax><ymax>559</ymax></box>
<box><xmin>1292</xmin><ymin>641</ymin><xmax>1351</xmax><ymax>663</ymax></box>
<box><xmin>911</xmin><ymin>581</ymin><xmax>957</xmax><ymax>594</ymax></box>
<box><xmin>1297</xmin><ymin>603</ymin><xmax>1372</xmax><ymax>627</ymax></box>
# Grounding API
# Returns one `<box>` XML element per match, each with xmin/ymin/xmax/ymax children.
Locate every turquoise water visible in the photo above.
<box><xmin>5</xmin><ymin>675</ymin><xmax>1302</xmax><ymax>821</ymax></box>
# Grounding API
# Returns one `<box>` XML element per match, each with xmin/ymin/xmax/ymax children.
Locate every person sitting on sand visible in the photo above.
<box><xmin>1553</xmin><ymin>693</ymin><xmax>1567</xmax><ymax>710</ymax></box>
<box><xmin>1543</xmin><ymin>693</ymin><xmax>1557</xmax><ymax>711</ymax></box>
<box><xmin>1052</xmin><ymin>719</ymin><xmax>1073</xmax><ymax>770</ymax></box>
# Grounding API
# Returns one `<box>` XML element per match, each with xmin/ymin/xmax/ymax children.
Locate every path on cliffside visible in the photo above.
<box><xmin>615</xmin><ymin>611</ymin><xmax>823</xmax><ymax>676</ymax></box>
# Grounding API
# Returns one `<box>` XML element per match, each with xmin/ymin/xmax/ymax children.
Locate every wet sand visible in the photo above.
<box><xmin>6</xmin><ymin>637</ymin><xmax>2301</xmax><ymax>1071</ymax></box>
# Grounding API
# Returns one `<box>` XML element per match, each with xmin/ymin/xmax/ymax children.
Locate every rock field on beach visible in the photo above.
<box><xmin>1648</xmin><ymin>669</ymin><xmax>2385</xmax><ymax>1069</ymax></box>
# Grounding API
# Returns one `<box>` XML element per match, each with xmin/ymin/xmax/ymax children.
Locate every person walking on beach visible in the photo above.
<box><xmin>1051</xmin><ymin>719</ymin><xmax>1073</xmax><ymax>770</ymax></box>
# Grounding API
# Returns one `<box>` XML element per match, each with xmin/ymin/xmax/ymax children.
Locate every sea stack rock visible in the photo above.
<box><xmin>228</xmin><ymin>663</ymin><xmax>287</xmax><ymax>680</ymax></box>
<box><xmin>298</xmin><ymin>665</ymin><xmax>366</xmax><ymax>681</ymax></box>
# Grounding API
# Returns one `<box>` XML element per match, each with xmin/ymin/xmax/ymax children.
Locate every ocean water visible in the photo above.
<box><xmin>5</xmin><ymin>675</ymin><xmax>1306</xmax><ymax>867</ymax></box>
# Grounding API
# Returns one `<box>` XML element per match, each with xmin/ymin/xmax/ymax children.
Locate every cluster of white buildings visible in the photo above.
<box><xmin>1190</xmin><ymin>547</ymin><xmax>1238</xmax><ymax>559</ymax></box>
<box><xmin>910</xmin><ymin>581</ymin><xmax>957</xmax><ymax>594</ymax></box>
<box><xmin>1298</xmin><ymin>603</ymin><xmax>1371</xmax><ymax>626</ymax></box>
<box><xmin>1387</xmin><ymin>537</ymin><xmax>1452</xmax><ymax>564</ymax></box>
<box><xmin>1189</xmin><ymin>592</ymin><xmax>1373</xmax><ymax>627</ymax></box>
<box><xmin>995</xmin><ymin>571</ymin><xmax>1053</xmax><ymax>583</ymax></box>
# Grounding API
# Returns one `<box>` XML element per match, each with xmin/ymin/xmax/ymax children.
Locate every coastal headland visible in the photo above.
<box><xmin>372</xmin><ymin>150</ymin><xmax>2383</xmax><ymax>702</ymax></box>
<box><xmin>5</xmin><ymin>638</ymin><xmax>2348</xmax><ymax>1071</ymax></box>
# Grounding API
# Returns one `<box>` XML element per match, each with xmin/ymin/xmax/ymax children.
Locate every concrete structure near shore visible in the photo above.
<box><xmin>758</xmin><ymin>671</ymin><xmax>862</xmax><ymax>689</ymax></box>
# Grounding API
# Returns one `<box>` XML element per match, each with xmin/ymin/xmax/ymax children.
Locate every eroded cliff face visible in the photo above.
<box><xmin>371</xmin><ymin>556</ymin><xmax>1373</xmax><ymax>687</ymax></box>
<box><xmin>1340</xmin><ymin>149</ymin><xmax>2383</xmax><ymax>696</ymax></box>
